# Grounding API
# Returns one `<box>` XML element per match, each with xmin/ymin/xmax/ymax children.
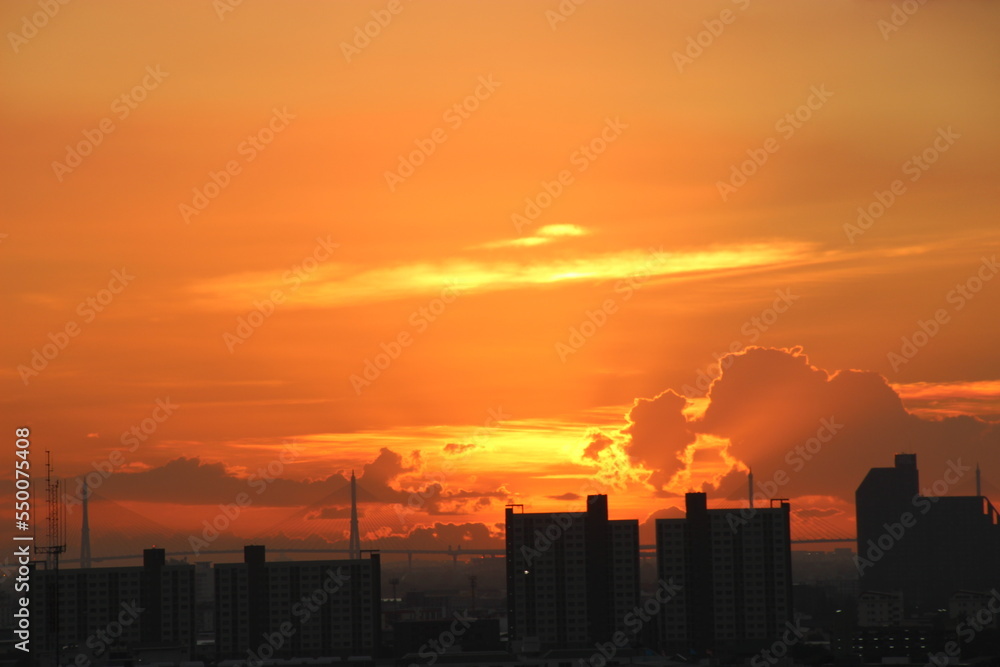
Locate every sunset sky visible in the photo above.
<box><xmin>2</xmin><ymin>0</ymin><xmax>999</xmax><ymax>561</ymax></box>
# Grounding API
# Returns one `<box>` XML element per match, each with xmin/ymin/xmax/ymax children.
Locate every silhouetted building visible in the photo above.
<box><xmin>505</xmin><ymin>495</ymin><xmax>640</xmax><ymax>650</ymax></box>
<box><xmin>656</xmin><ymin>492</ymin><xmax>793</xmax><ymax>654</ymax></box>
<box><xmin>846</xmin><ymin>623</ymin><xmax>938</xmax><ymax>663</ymax></box>
<box><xmin>32</xmin><ymin>548</ymin><xmax>195</xmax><ymax>661</ymax></box>
<box><xmin>214</xmin><ymin>545</ymin><xmax>381</xmax><ymax>660</ymax></box>
<box><xmin>393</xmin><ymin>618</ymin><xmax>502</xmax><ymax>658</ymax></box>
<box><xmin>857</xmin><ymin>590</ymin><xmax>903</xmax><ymax>627</ymax></box>
<box><xmin>950</xmin><ymin>590</ymin><xmax>1000</xmax><ymax>629</ymax></box>
<box><xmin>855</xmin><ymin>454</ymin><xmax>1000</xmax><ymax>611</ymax></box>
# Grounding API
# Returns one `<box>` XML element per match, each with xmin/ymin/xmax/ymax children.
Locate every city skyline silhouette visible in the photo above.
<box><xmin>4</xmin><ymin>0</ymin><xmax>999</xmax><ymax>664</ymax></box>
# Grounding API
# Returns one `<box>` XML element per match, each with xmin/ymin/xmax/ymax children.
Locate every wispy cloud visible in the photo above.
<box><xmin>894</xmin><ymin>380</ymin><xmax>1000</xmax><ymax>420</ymax></box>
<box><xmin>475</xmin><ymin>224</ymin><xmax>588</xmax><ymax>249</ymax></box>
<box><xmin>190</xmin><ymin>240</ymin><xmax>818</xmax><ymax>310</ymax></box>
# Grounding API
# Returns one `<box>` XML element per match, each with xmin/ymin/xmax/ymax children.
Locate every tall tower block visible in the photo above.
<box><xmin>349</xmin><ymin>470</ymin><xmax>361</xmax><ymax>559</ymax></box>
<box><xmin>80</xmin><ymin>479</ymin><xmax>92</xmax><ymax>568</ymax></box>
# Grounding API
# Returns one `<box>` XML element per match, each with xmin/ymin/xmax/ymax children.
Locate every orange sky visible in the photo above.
<box><xmin>2</xmin><ymin>0</ymin><xmax>999</xmax><ymax>560</ymax></box>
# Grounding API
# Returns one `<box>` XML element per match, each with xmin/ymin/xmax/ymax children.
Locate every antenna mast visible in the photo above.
<box><xmin>35</xmin><ymin>451</ymin><xmax>67</xmax><ymax>666</ymax></box>
<box><xmin>36</xmin><ymin>451</ymin><xmax>67</xmax><ymax>565</ymax></box>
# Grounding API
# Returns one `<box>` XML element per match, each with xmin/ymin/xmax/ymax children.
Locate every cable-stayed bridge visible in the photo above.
<box><xmin>35</xmin><ymin>476</ymin><xmax>857</xmax><ymax>569</ymax></box>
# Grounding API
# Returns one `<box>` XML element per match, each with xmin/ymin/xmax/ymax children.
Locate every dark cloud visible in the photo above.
<box><xmin>583</xmin><ymin>431</ymin><xmax>613</xmax><ymax>460</ymax></box>
<box><xmin>794</xmin><ymin>507</ymin><xmax>842</xmax><ymax>519</ymax></box>
<box><xmin>77</xmin><ymin>446</ymin><xmax>507</xmax><ymax>519</ymax></box>
<box><xmin>691</xmin><ymin>447</ymin><xmax>722</xmax><ymax>463</ymax></box>
<box><xmin>392</xmin><ymin>522</ymin><xmax>501</xmax><ymax>551</ymax></box>
<box><xmin>74</xmin><ymin>518</ymin><xmax>505</xmax><ymax>563</ymax></box>
<box><xmin>359</xmin><ymin>447</ymin><xmax>416</xmax><ymax>500</ymax></box>
<box><xmin>700</xmin><ymin>347</ymin><xmax>998</xmax><ymax>500</ymax></box>
<box><xmin>621</xmin><ymin>389</ymin><xmax>696</xmax><ymax>489</ymax></box>
<box><xmin>713</xmin><ymin>467</ymin><xmax>752</xmax><ymax>502</ymax></box>
<box><xmin>547</xmin><ymin>492</ymin><xmax>582</xmax><ymax>501</ymax></box>
<box><xmin>621</xmin><ymin>346</ymin><xmax>1000</xmax><ymax>505</ymax></box>
<box><xmin>311</xmin><ymin>507</ymin><xmax>355</xmax><ymax>520</ymax></box>
<box><xmin>74</xmin><ymin>456</ymin><xmax>326</xmax><ymax>507</ymax></box>
<box><xmin>443</xmin><ymin>443</ymin><xmax>476</xmax><ymax>455</ymax></box>
<box><xmin>418</xmin><ymin>485</ymin><xmax>510</xmax><ymax>516</ymax></box>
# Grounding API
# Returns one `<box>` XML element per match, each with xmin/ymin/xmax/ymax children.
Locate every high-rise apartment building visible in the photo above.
<box><xmin>214</xmin><ymin>545</ymin><xmax>381</xmax><ymax>660</ymax></box>
<box><xmin>505</xmin><ymin>495</ymin><xmax>640</xmax><ymax>649</ymax></box>
<box><xmin>656</xmin><ymin>492</ymin><xmax>793</xmax><ymax>653</ymax></box>
<box><xmin>32</xmin><ymin>548</ymin><xmax>196</xmax><ymax>661</ymax></box>
<box><xmin>855</xmin><ymin>454</ymin><xmax>1000</xmax><ymax>611</ymax></box>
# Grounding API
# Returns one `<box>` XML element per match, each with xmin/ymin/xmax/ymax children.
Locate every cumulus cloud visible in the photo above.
<box><xmin>578</xmin><ymin>428</ymin><xmax>648</xmax><ymax>489</ymax></box>
<box><xmin>622</xmin><ymin>389</ymin><xmax>698</xmax><ymax>489</ymax></box>
<box><xmin>699</xmin><ymin>347</ymin><xmax>997</xmax><ymax>500</ymax></box>
<box><xmin>608</xmin><ymin>346</ymin><xmax>999</xmax><ymax>505</ymax></box>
